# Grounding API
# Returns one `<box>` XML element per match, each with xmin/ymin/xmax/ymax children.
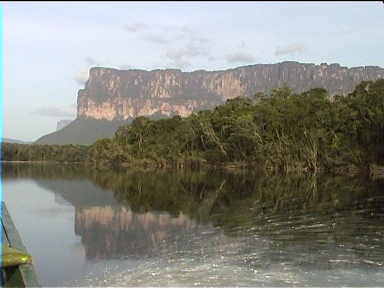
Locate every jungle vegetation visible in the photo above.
<box><xmin>2</xmin><ymin>79</ymin><xmax>384</xmax><ymax>174</ymax></box>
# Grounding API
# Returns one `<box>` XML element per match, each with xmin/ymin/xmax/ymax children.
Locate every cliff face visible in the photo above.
<box><xmin>77</xmin><ymin>62</ymin><xmax>384</xmax><ymax>121</ymax></box>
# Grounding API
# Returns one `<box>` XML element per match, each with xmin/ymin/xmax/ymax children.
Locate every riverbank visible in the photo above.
<box><xmin>4</xmin><ymin>158</ymin><xmax>384</xmax><ymax>180</ymax></box>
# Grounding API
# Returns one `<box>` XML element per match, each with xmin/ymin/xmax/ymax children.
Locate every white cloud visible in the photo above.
<box><xmin>225</xmin><ymin>52</ymin><xmax>256</xmax><ymax>64</ymax></box>
<box><xmin>275</xmin><ymin>43</ymin><xmax>305</xmax><ymax>56</ymax></box>
<box><xmin>163</xmin><ymin>26</ymin><xmax>211</xmax><ymax>69</ymax></box>
<box><xmin>143</xmin><ymin>33</ymin><xmax>169</xmax><ymax>45</ymax></box>
<box><xmin>32</xmin><ymin>105</ymin><xmax>76</xmax><ymax>118</ymax></box>
<box><xmin>74</xmin><ymin>70</ymin><xmax>89</xmax><ymax>86</ymax></box>
<box><xmin>123</xmin><ymin>23</ymin><xmax>148</xmax><ymax>33</ymax></box>
<box><xmin>85</xmin><ymin>57</ymin><xmax>99</xmax><ymax>66</ymax></box>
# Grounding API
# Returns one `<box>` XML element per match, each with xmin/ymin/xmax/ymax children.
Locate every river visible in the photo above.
<box><xmin>2</xmin><ymin>163</ymin><xmax>384</xmax><ymax>287</ymax></box>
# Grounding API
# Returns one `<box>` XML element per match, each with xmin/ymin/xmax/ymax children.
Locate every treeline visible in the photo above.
<box><xmin>1</xmin><ymin>143</ymin><xmax>87</xmax><ymax>163</ymax></box>
<box><xmin>87</xmin><ymin>79</ymin><xmax>384</xmax><ymax>172</ymax></box>
<box><xmin>2</xmin><ymin>79</ymin><xmax>384</xmax><ymax>173</ymax></box>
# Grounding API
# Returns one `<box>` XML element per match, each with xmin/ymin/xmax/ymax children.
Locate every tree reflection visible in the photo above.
<box><xmin>3</xmin><ymin>163</ymin><xmax>384</xmax><ymax>261</ymax></box>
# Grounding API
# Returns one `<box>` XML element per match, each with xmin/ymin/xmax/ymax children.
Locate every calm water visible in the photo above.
<box><xmin>2</xmin><ymin>163</ymin><xmax>384</xmax><ymax>287</ymax></box>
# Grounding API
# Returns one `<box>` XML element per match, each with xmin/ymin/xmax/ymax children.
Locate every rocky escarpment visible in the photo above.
<box><xmin>78</xmin><ymin>61</ymin><xmax>384</xmax><ymax>120</ymax></box>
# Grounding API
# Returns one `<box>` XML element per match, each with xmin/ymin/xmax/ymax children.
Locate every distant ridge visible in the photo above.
<box><xmin>1</xmin><ymin>138</ymin><xmax>31</xmax><ymax>145</ymax></box>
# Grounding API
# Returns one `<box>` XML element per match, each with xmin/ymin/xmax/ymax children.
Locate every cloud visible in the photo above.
<box><xmin>225</xmin><ymin>52</ymin><xmax>256</xmax><ymax>64</ymax></box>
<box><xmin>165</xmin><ymin>59</ymin><xmax>191</xmax><ymax>70</ymax></box>
<box><xmin>123</xmin><ymin>23</ymin><xmax>213</xmax><ymax>69</ymax></box>
<box><xmin>143</xmin><ymin>33</ymin><xmax>169</xmax><ymax>45</ymax></box>
<box><xmin>123</xmin><ymin>24</ymin><xmax>211</xmax><ymax>69</ymax></box>
<box><xmin>32</xmin><ymin>106</ymin><xmax>76</xmax><ymax>118</ymax></box>
<box><xmin>339</xmin><ymin>24</ymin><xmax>355</xmax><ymax>34</ymax></box>
<box><xmin>275</xmin><ymin>43</ymin><xmax>305</xmax><ymax>56</ymax></box>
<box><xmin>165</xmin><ymin>42</ymin><xmax>208</xmax><ymax>69</ymax></box>
<box><xmin>172</xmin><ymin>25</ymin><xmax>207</xmax><ymax>42</ymax></box>
<box><xmin>166</xmin><ymin>43</ymin><xmax>203</xmax><ymax>59</ymax></box>
<box><xmin>123</xmin><ymin>23</ymin><xmax>148</xmax><ymax>33</ymax></box>
<box><xmin>162</xmin><ymin>26</ymin><xmax>211</xmax><ymax>69</ymax></box>
<box><xmin>142</xmin><ymin>25</ymin><xmax>208</xmax><ymax>45</ymax></box>
<box><xmin>74</xmin><ymin>70</ymin><xmax>89</xmax><ymax>85</ymax></box>
<box><xmin>85</xmin><ymin>57</ymin><xmax>98</xmax><ymax>66</ymax></box>
<box><xmin>74</xmin><ymin>57</ymin><xmax>102</xmax><ymax>85</ymax></box>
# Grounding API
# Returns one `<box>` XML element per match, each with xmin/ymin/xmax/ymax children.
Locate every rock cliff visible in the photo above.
<box><xmin>77</xmin><ymin>61</ymin><xmax>384</xmax><ymax>120</ymax></box>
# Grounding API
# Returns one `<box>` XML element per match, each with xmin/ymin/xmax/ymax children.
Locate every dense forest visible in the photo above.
<box><xmin>2</xmin><ymin>79</ymin><xmax>384</xmax><ymax>174</ymax></box>
<box><xmin>1</xmin><ymin>143</ymin><xmax>87</xmax><ymax>163</ymax></box>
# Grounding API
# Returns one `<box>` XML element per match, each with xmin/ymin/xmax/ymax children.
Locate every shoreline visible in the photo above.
<box><xmin>3</xmin><ymin>159</ymin><xmax>384</xmax><ymax>179</ymax></box>
<box><xmin>0</xmin><ymin>160</ymin><xmax>83</xmax><ymax>165</ymax></box>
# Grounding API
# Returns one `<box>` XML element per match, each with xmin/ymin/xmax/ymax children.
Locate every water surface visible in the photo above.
<box><xmin>3</xmin><ymin>163</ymin><xmax>384</xmax><ymax>286</ymax></box>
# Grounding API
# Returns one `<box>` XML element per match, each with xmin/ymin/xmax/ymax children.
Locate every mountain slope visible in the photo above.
<box><xmin>35</xmin><ymin>118</ymin><xmax>131</xmax><ymax>145</ymax></box>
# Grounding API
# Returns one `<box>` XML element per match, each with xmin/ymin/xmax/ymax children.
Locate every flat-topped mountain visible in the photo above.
<box><xmin>37</xmin><ymin>61</ymin><xmax>384</xmax><ymax>145</ymax></box>
<box><xmin>77</xmin><ymin>61</ymin><xmax>384</xmax><ymax>120</ymax></box>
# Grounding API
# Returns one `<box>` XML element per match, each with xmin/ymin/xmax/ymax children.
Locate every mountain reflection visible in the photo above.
<box><xmin>75</xmin><ymin>206</ymin><xmax>197</xmax><ymax>260</ymax></box>
<box><xmin>3</xmin><ymin>163</ymin><xmax>384</xmax><ymax>262</ymax></box>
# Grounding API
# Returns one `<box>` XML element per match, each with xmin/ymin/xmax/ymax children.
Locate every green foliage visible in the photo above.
<box><xmin>1</xmin><ymin>143</ymin><xmax>87</xmax><ymax>163</ymax></box>
<box><xmin>2</xmin><ymin>79</ymin><xmax>384</xmax><ymax>173</ymax></box>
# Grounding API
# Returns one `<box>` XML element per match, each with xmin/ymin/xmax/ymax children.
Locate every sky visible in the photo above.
<box><xmin>2</xmin><ymin>1</ymin><xmax>384</xmax><ymax>142</ymax></box>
